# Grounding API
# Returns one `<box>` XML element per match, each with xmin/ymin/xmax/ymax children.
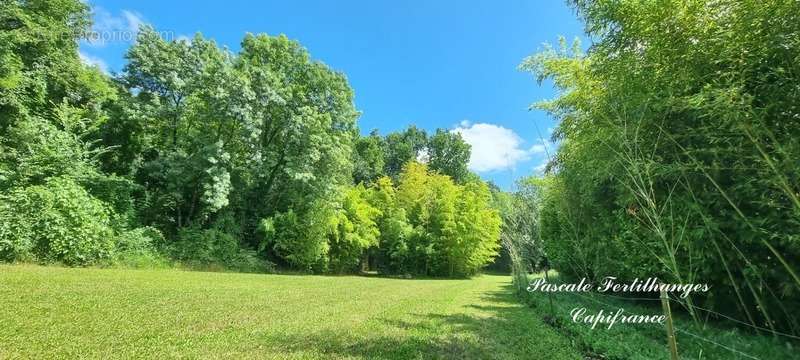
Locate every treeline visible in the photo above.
<box><xmin>511</xmin><ymin>0</ymin><xmax>800</xmax><ymax>334</ymax></box>
<box><xmin>0</xmin><ymin>0</ymin><xmax>500</xmax><ymax>277</ymax></box>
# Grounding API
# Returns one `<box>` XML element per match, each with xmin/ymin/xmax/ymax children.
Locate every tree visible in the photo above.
<box><xmin>258</xmin><ymin>204</ymin><xmax>331</xmax><ymax>272</ymax></box>
<box><xmin>391</xmin><ymin>162</ymin><xmax>501</xmax><ymax>277</ymax></box>
<box><xmin>114</xmin><ymin>28</ymin><xmax>242</xmax><ymax>232</ymax></box>
<box><xmin>109</xmin><ymin>30</ymin><xmax>360</xmax><ymax>270</ymax></box>
<box><xmin>0</xmin><ymin>0</ymin><xmax>114</xmax><ymax>132</ymax></box>
<box><xmin>237</xmin><ymin>33</ymin><xmax>358</xmax><ymax>254</ymax></box>
<box><xmin>328</xmin><ymin>185</ymin><xmax>381</xmax><ymax>273</ymax></box>
<box><xmin>382</xmin><ymin>126</ymin><xmax>427</xmax><ymax>179</ymax></box>
<box><xmin>0</xmin><ymin>1</ymin><xmax>501</xmax><ymax>278</ymax></box>
<box><xmin>369</xmin><ymin>176</ymin><xmax>413</xmax><ymax>274</ymax></box>
<box><xmin>427</xmin><ymin>129</ymin><xmax>471</xmax><ymax>183</ymax></box>
<box><xmin>352</xmin><ymin>130</ymin><xmax>385</xmax><ymax>184</ymax></box>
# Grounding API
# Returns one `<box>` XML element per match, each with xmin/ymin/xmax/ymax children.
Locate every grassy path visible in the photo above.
<box><xmin>0</xmin><ymin>265</ymin><xmax>581</xmax><ymax>359</ymax></box>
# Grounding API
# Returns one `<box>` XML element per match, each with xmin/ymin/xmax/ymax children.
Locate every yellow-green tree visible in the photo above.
<box><xmin>387</xmin><ymin>162</ymin><xmax>501</xmax><ymax>277</ymax></box>
<box><xmin>328</xmin><ymin>185</ymin><xmax>381</xmax><ymax>273</ymax></box>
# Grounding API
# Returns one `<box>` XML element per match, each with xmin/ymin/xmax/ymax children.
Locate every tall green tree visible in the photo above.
<box><xmin>391</xmin><ymin>162</ymin><xmax>501</xmax><ymax>277</ymax></box>
<box><xmin>328</xmin><ymin>185</ymin><xmax>381</xmax><ymax>273</ymax></box>
<box><xmin>0</xmin><ymin>0</ymin><xmax>114</xmax><ymax>132</ymax></box>
<box><xmin>108</xmin><ymin>29</ymin><xmax>359</xmax><ymax>255</ymax></box>
<box><xmin>427</xmin><ymin>129</ymin><xmax>471</xmax><ymax>183</ymax></box>
<box><xmin>368</xmin><ymin>176</ymin><xmax>413</xmax><ymax>274</ymax></box>
<box><xmin>352</xmin><ymin>129</ymin><xmax>385</xmax><ymax>184</ymax></box>
<box><xmin>382</xmin><ymin>126</ymin><xmax>427</xmax><ymax>179</ymax></box>
<box><xmin>115</xmin><ymin>28</ymin><xmax>240</xmax><ymax>232</ymax></box>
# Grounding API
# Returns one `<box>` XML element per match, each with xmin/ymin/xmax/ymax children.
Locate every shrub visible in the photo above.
<box><xmin>171</xmin><ymin>227</ymin><xmax>238</xmax><ymax>265</ymax></box>
<box><xmin>170</xmin><ymin>226</ymin><xmax>268</xmax><ymax>273</ymax></box>
<box><xmin>106</xmin><ymin>226</ymin><xmax>169</xmax><ymax>268</ymax></box>
<box><xmin>0</xmin><ymin>117</ymin><xmax>96</xmax><ymax>189</ymax></box>
<box><xmin>0</xmin><ymin>177</ymin><xmax>115</xmax><ymax>265</ymax></box>
<box><xmin>82</xmin><ymin>174</ymin><xmax>143</xmax><ymax>228</ymax></box>
<box><xmin>259</xmin><ymin>204</ymin><xmax>332</xmax><ymax>273</ymax></box>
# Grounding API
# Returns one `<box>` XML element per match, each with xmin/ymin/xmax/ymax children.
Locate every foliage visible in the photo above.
<box><xmin>352</xmin><ymin>130</ymin><xmax>385</xmax><ymax>184</ymax></box>
<box><xmin>259</xmin><ymin>205</ymin><xmax>332</xmax><ymax>272</ymax></box>
<box><xmin>0</xmin><ymin>115</ymin><xmax>97</xmax><ymax>189</ymax></box>
<box><xmin>114</xmin><ymin>226</ymin><xmax>164</xmax><ymax>255</ymax></box>
<box><xmin>171</xmin><ymin>226</ymin><xmax>265</xmax><ymax>273</ymax></box>
<box><xmin>110</xmin><ymin>226</ymin><xmax>170</xmax><ymax>268</ymax></box>
<box><xmin>382</xmin><ymin>126</ymin><xmax>427</xmax><ymax>179</ymax></box>
<box><xmin>0</xmin><ymin>0</ymin><xmax>501</xmax><ymax>278</ymax></box>
<box><xmin>389</xmin><ymin>162</ymin><xmax>501</xmax><ymax>277</ymax></box>
<box><xmin>0</xmin><ymin>0</ymin><xmax>115</xmax><ymax>132</ymax></box>
<box><xmin>113</xmin><ymin>28</ymin><xmax>359</xmax><ymax>267</ymax></box>
<box><xmin>497</xmin><ymin>177</ymin><xmax>546</xmax><ymax>289</ymax></box>
<box><xmin>375</xmin><ymin>126</ymin><xmax>474</xmax><ymax>183</ymax></box>
<box><xmin>426</xmin><ymin>129</ymin><xmax>471</xmax><ymax>184</ymax></box>
<box><xmin>369</xmin><ymin>177</ymin><xmax>414</xmax><ymax>274</ymax></box>
<box><xmin>522</xmin><ymin>0</ymin><xmax>800</xmax><ymax>334</ymax></box>
<box><xmin>327</xmin><ymin>185</ymin><xmax>381</xmax><ymax>273</ymax></box>
<box><xmin>0</xmin><ymin>0</ymin><xmax>128</xmax><ymax>267</ymax></box>
<box><xmin>0</xmin><ymin>177</ymin><xmax>115</xmax><ymax>265</ymax></box>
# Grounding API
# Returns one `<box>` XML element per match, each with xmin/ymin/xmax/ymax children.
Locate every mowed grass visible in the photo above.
<box><xmin>0</xmin><ymin>265</ymin><xmax>581</xmax><ymax>359</ymax></box>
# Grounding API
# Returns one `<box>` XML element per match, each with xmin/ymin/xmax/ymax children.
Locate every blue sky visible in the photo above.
<box><xmin>79</xmin><ymin>0</ymin><xmax>586</xmax><ymax>190</ymax></box>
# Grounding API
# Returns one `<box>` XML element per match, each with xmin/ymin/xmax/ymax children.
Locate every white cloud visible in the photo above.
<box><xmin>529</xmin><ymin>143</ymin><xmax>547</xmax><ymax>154</ymax></box>
<box><xmin>452</xmin><ymin>121</ymin><xmax>547</xmax><ymax>173</ymax></box>
<box><xmin>85</xmin><ymin>7</ymin><xmax>145</xmax><ymax>46</ymax></box>
<box><xmin>121</xmin><ymin>10</ymin><xmax>144</xmax><ymax>32</ymax></box>
<box><xmin>79</xmin><ymin>51</ymin><xmax>109</xmax><ymax>73</ymax></box>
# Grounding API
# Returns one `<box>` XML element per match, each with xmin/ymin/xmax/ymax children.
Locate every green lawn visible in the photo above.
<box><xmin>0</xmin><ymin>265</ymin><xmax>581</xmax><ymax>359</ymax></box>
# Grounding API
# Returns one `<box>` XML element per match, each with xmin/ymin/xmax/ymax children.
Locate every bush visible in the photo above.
<box><xmin>108</xmin><ymin>226</ymin><xmax>170</xmax><ymax>268</ymax></box>
<box><xmin>171</xmin><ymin>227</ymin><xmax>238</xmax><ymax>264</ymax></box>
<box><xmin>170</xmin><ymin>226</ymin><xmax>268</xmax><ymax>273</ymax></box>
<box><xmin>369</xmin><ymin>177</ymin><xmax>414</xmax><ymax>275</ymax></box>
<box><xmin>0</xmin><ymin>117</ymin><xmax>98</xmax><ymax>190</ymax></box>
<box><xmin>82</xmin><ymin>173</ymin><xmax>143</xmax><ymax>228</ymax></box>
<box><xmin>115</xmin><ymin>226</ymin><xmax>165</xmax><ymax>254</ymax></box>
<box><xmin>259</xmin><ymin>205</ymin><xmax>331</xmax><ymax>273</ymax></box>
<box><xmin>0</xmin><ymin>177</ymin><xmax>115</xmax><ymax>265</ymax></box>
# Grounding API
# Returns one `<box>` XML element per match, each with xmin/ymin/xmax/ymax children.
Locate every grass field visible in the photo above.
<box><xmin>0</xmin><ymin>265</ymin><xmax>581</xmax><ymax>359</ymax></box>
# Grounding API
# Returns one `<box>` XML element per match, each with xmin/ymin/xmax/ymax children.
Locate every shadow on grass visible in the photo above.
<box><xmin>263</xmin><ymin>270</ymin><xmax>479</xmax><ymax>281</ymax></box>
<box><xmin>254</xmin><ymin>283</ymin><xmax>579</xmax><ymax>359</ymax></box>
